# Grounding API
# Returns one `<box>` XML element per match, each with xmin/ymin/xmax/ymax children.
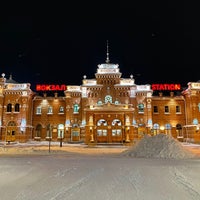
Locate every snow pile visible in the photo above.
<box><xmin>123</xmin><ymin>133</ymin><xmax>196</xmax><ymax>159</ymax></box>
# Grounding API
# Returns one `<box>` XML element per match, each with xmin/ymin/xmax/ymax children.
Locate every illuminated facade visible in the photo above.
<box><xmin>0</xmin><ymin>54</ymin><xmax>200</xmax><ymax>144</ymax></box>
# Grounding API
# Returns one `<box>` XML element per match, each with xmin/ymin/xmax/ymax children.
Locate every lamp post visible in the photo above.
<box><xmin>60</xmin><ymin>131</ymin><xmax>63</xmax><ymax>147</ymax></box>
<box><xmin>48</xmin><ymin>137</ymin><xmax>51</xmax><ymax>153</ymax></box>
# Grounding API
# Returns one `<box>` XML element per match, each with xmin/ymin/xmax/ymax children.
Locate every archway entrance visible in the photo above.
<box><xmin>6</xmin><ymin>121</ymin><xmax>17</xmax><ymax>142</ymax></box>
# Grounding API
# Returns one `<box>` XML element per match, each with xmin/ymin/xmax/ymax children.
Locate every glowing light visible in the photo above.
<box><xmin>36</xmin><ymin>84</ymin><xmax>66</xmax><ymax>91</ymax></box>
<box><xmin>151</xmin><ymin>84</ymin><xmax>181</xmax><ymax>91</ymax></box>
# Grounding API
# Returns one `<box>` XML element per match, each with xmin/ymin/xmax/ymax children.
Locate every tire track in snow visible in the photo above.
<box><xmin>170</xmin><ymin>167</ymin><xmax>200</xmax><ymax>200</ymax></box>
<box><xmin>127</xmin><ymin>170</ymin><xmax>143</xmax><ymax>199</ymax></box>
<box><xmin>15</xmin><ymin>166</ymin><xmax>79</xmax><ymax>200</ymax></box>
<box><xmin>51</xmin><ymin>166</ymin><xmax>78</xmax><ymax>178</ymax></box>
<box><xmin>102</xmin><ymin>168</ymin><xmax>142</xmax><ymax>200</ymax></box>
<box><xmin>47</xmin><ymin>167</ymin><xmax>105</xmax><ymax>200</ymax></box>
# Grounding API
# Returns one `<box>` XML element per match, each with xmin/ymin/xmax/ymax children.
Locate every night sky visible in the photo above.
<box><xmin>0</xmin><ymin>2</ymin><xmax>199</xmax><ymax>91</ymax></box>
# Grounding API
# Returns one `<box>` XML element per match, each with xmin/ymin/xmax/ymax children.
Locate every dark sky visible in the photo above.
<box><xmin>0</xmin><ymin>2</ymin><xmax>199</xmax><ymax>91</ymax></box>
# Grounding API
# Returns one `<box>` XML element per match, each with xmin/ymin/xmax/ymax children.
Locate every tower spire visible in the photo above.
<box><xmin>106</xmin><ymin>40</ymin><xmax>110</xmax><ymax>63</ymax></box>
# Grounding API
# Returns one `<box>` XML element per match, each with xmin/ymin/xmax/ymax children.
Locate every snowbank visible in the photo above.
<box><xmin>123</xmin><ymin>133</ymin><xmax>196</xmax><ymax>159</ymax></box>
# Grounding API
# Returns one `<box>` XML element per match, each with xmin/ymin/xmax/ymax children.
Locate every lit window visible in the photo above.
<box><xmin>138</xmin><ymin>103</ymin><xmax>144</xmax><ymax>113</ymax></box>
<box><xmin>97</xmin><ymin>100</ymin><xmax>103</xmax><ymax>105</ymax></box>
<box><xmin>105</xmin><ymin>95</ymin><xmax>112</xmax><ymax>103</ymax></box>
<box><xmin>97</xmin><ymin>129</ymin><xmax>107</xmax><ymax>136</ymax></box>
<box><xmin>97</xmin><ymin>119</ymin><xmax>107</xmax><ymax>126</ymax></box>
<box><xmin>115</xmin><ymin>100</ymin><xmax>119</xmax><ymax>104</ymax></box>
<box><xmin>112</xmin><ymin>119</ymin><xmax>121</xmax><ymax>126</ymax></box>
<box><xmin>48</xmin><ymin>106</ymin><xmax>53</xmax><ymax>114</ymax></box>
<box><xmin>59</xmin><ymin>106</ymin><xmax>64</xmax><ymax>113</ymax></box>
<box><xmin>36</xmin><ymin>106</ymin><xmax>42</xmax><ymax>114</ymax></box>
<box><xmin>165</xmin><ymin>123</ymin><xmax>172</xmax><ymax>134</ymax></box>
<box><xmin>73</xmin><ymin>104</ymin><xmax>79</xmax><ymax>113</ymax></box>
<box><xmin>152</xmin><ymin>123</ymin><xmax>160</xmax><ymax>135</ymax></box>
<box><xmin>193</xmin><ymin>118</ymin><xmax>198</xmax><ymax>125</ymax></box>
<box><xmin>112</xmin><ymin>129</ymin><xmax>122</xmax><ymax>136</ymax></box>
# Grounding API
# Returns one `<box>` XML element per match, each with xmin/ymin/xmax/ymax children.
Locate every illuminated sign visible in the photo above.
<box><xmin>151</xmin><ymin>84</ymin><xmax>181</xmax><ymax>90</ymax></box>
<box><xmin>36</xmin><ymin>84</ymin><xmax>67</xmax><ymax>91</ymax></box>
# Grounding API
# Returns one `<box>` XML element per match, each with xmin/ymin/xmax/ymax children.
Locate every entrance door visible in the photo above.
<box><xmin>6</xmin><ymin>121</ymin><xmax>17</xmax><ymax>142</ymax></box>
<box><xmin>96</xmin><ymin>129</ymin><xmax>108</xmax><ymax>143</ymax></box>
<box><xmin>71</xmin><ymin>128</ymin><xmax>80</xmax><ymax>141</ymax></box>
<box><xmin>110</xmin><ymin>119</ymin><xmax>123</xmax><ymax>143</ymax></box>
<box><xmin>110</xmin><ymin>128</ymin><xmax>123</xmax><ymax>143</ymax></box>
<box><xmin>6</xmin><ymin>129</ymin><xmax>16</xmax><ymax>142</ymax></box>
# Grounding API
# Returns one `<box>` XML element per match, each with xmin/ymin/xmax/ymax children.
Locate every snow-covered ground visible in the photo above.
<box><xmin>0</xmin><ymin>134</ymin><xmax>200</xmax><ymax>200</ymax></box>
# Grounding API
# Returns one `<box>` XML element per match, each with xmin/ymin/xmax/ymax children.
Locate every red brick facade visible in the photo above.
<box><xmin>0</xmin><ymin>62</ymin><xmax>200</xmax><ymax>145</ymax></box>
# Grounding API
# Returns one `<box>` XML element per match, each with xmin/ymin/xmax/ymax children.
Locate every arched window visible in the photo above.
<box><xmin>112</xmin><ymin>119</ymin><xmax>121</xmax><ymax>126</ymax></box>
<box><xmin>59</xmin><ymin>106</ymin><xmax>64</xmax><ymax>113</ymax></box>
<box><xmin>97</xmin><ymin>119</ymin><xmax>107</xmax><ymax>126</ymax></box>
<box><xmin>193</xmin><ymin>118</ymin><xmax>198</xmax><ymax>125</ymax></box>
<box><xmin>138</xmin><ymin>103</ymin><xmax>144</xmax><ymax>113</ymax></box>
<box><xmin>7</xmin><ymin>103</ymin><xmax>12</xmax><ymax>112</ymax></box>
<box><xmin>73</xmin><ymin>104</ymin><xmax>79</xmax><ymax>113</ymax></box>
<box><xmin>165</xmin><ymin>123</ymin><xmax>172</xmax><ymax>135</ymax></box>
<box><xmin>8</xmin><ymin>121</ymin><xmax>16</xmax><ymax>126</ymax></box>
<box><xmin>58</xmin><ymin>124</ymin><xmax>64</xmax><ymax>138</ymax></box>
<box><xmin>15</xmin><ymin>103</ymin><xmax>20</xmax><ymax>112</ymax></box>
<box><xmin>114</xmin><ymin>100</ymin><xmax>119</xmax><ymax>104</ymax></box>
<box><xmin>152</xmin><ymin>123</ymin><xmax>160</xmax><ymax>135</ymax></box>
<box><xmin>35</xmin><ymin>124</ymin><xmax>42</xmax><ymax>137</ymax></box>
<box><xmin>176</xmin><ymin>124</ymin><xmax>182</xmax><ymax>130</ymax></box>
<box><xmin>105</xmin><ymin>95</ymin><xmax>112</xmax><ymax>103</ymax></box>
<box><xmin>176</xmin><ymin>123</ymin><xmax>183</xmax><ymax>138</ymax></box>
<box><xmin>97</xmin><ymin>100</ymin><xmax>103</xmax><ymax>105</ymax></box>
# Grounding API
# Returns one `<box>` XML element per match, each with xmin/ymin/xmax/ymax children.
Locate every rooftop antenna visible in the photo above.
<box><xmin>106</xmin><ymin>40</ymin><xmax>110</xmax><ymax>63</ymax></box>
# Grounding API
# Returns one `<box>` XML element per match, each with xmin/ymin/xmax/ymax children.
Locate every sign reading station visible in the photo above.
<box><xmin>151</xmin><ymin>84</ymin><xmax>181</xmax><ymax>91</ymax></box>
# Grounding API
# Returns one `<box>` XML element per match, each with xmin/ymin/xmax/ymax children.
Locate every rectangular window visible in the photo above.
<box><xmin>165</xmin><ymin>106</ymin><xmax>169</xmax><ymax>113</ymax></box>
<box><xmin>112</xmin><ymin>129</ymin><xmax>122</xmax><ymax>136</ymax></box>
<box><xmin>176</xmin><ymin>105</ymin><xmax>181</xmax><ymax>113</ymax></box>
<box><xmin>97</xmin><ymin>129</ymin><xmax>107</xmax><ymax>136</ymax></box>
<box><xmin>153</xmin><ymin>106</ymin><xmax>158</xmax><ymax>113</ymax></box>
<box><xmin>46</xmin><ymin>130</ymin><xmax>52</xmax><ymax>138</ymax></box>
<box><xmin>48</xmin><ymin>106</ymin><xmax>53</xmax><ymax>114</ymax></box>
<box><xmin>59</xmin><ymin>106</ymin><xmax>64</xmax><ymax>113</ymax></box>
<box><xmin>36</xmin><ymin>107</ymin><xmax>41</xmax><ymax>114</ymax></box>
